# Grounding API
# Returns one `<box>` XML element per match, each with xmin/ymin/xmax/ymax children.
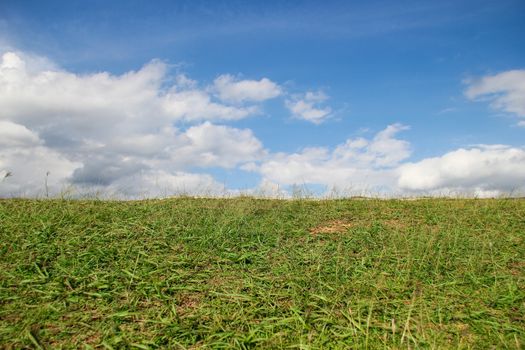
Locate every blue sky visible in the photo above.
<box><xmin>1</xmin><ymin>0</ymin><xmax>524</xmax><ymax>197</ymax></box>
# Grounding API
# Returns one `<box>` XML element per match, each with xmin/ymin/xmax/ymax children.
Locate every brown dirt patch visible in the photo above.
<box><xmin>82</xmin><ymin>332</ymin><xmax>102</xmax><ymax>346</ymax></box>
<box><xmin>309</xmin><ymin>220</ymin><xmax>355</xmax><ymax>234</ymax></box>
<box><xmin>176</xmin><ymin>293</ymin><xmax>203</xmax><ymax>315</ymax></box>
<box><xmin>509</xmin><ymin>261</ymin><xmax>525</xmax><ymax>276</ymax></box>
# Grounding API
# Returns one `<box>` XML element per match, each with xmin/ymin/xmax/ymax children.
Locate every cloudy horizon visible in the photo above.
<box><xmin>1</xmin><ymin>1</ymin><xmax>524</xmax><ymax>198</ymax></box>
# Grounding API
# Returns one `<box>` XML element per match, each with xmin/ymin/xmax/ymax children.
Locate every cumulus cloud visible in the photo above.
<box><xmin>398</xmin><ymin>145</ymin><xmax>525</xmax><ymax>196</ymax></box>
<box><xmin>0</xmin><ymin>51</ymin><xmax>262</xmax><ymax>137</ymax></box>
<box><xmin>465</xmin><ymin>69</ymin><xmax>525</xmax><ymax>121</ymax></box>
<box><xmin>285</xmin><ymin>91</ymin><xmax>332</xmax><ymax>124</ymax></box>
<box><xmin>34</xmin><ymin>121</ymin><xmax>264</xmax><ymax>189</ymax></box>
<box><xmin>0</xmin><ymin>120</ymin><xmax>41</xmax><ymax>147</ymax></box>
<box><xmin>241</xmin><ymin>179</ymin><xmax>289</xmax><ymax>198</ymax></box>
<box><xmin>257</xmin><ymin>124</ymin><xmax>410</xmax><ymax>192</ymax></box>
<box><xmin>0</xmin><ymin>144</ymin><xmax>81</xmax><ymax>197</ymax></box>
<box><xmin>105</xmin><ymin>170</ymin><xmax>227</xmax><ymax>199</ymax></box>
<box><xmin>2</xmin><ymin>50</ymin><xmax>524</xmax><ymax>198</ymax></box>
<box><xmin>0</xmin><ymin>120</ymin><xmax>80</xmax><ymax>196</ymax></box>
<box><xmin>0</xmin><ymin>51</ymin><xmax>267</xmax><ymax>197</ymax></box>
<box><xmin>162</xmin><ymin>90</ymin><xmax>259</xmax><ymax>122</ymax></box>
<box><xmin>173</xmin><ymin>122</ymin><xmax>265</xmax><ymax>168</ymax></box>
<box><xmin>212</xmin><ymin>74</ymin><xmax>282</xmax><ymax>103</ymax></box>
<box><xmin>255</xmin><ymin>123</ymin><xmax>525</xmax><ymax>197</ymax></box>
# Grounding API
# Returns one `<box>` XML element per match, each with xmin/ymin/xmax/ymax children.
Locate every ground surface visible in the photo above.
<box><xmin>0</xmin><ymin>198</ymin><xmax>524</xmax><ymax>349</ymax></box>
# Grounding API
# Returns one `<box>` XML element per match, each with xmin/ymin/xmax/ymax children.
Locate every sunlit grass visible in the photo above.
<box><xmin>0</xmin><ymin>198</ymin><xmax>524</xmax><ymax>348</ymax></box>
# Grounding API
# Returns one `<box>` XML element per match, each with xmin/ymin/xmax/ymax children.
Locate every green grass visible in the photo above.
<box><xmin>0</xmin><ymin>197</ymin><xmax>524</xmax><ymax>349</ymax></box>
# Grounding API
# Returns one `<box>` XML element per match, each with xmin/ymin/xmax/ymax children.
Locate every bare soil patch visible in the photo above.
<box><xmin>309</xmin><ymin>220</ymin><xmax>355</xmax><ymax>234</ymax></box>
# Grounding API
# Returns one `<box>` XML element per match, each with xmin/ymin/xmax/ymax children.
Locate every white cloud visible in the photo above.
<box><xmin>360</xmin><ymin>123</ymin><xmax>411</xmax><ymax>166</ymax></box>
<box><xmin>2</xmin><ymin>50</ymin><xmax>524</xmax><ymax>198</ymax></box>
<box><xmin>465</xmin><ymin>69</ymin><xmax>525</xmax><ymax>119</ymax></box>
<box><xmin>286</xmin><ymin>91</ymin><xmax>332</xmax><ymax>124</ymax></box>
<box><xmin>398</xmin><ymin>145</ymin><xmax>525</xmax><ymax>195</ymax></box>
<box><xmin>0</xmin><ymin>120</ymin><xmax>41</xmax><ymax>147</ymax></box>
<box><xmin>257</xmin><ymin>123</ymin><xmax>525</xmax><ymax>197</ymax></box>
<box><xmin>0</xmin><ymin>50</ymin><xmax>268</xmax><ymax>197</ymax></box>
<box><xmin>258</xmin><ymin>124</ymin><xmax>410</xmax><ymax>192</ymax></box>
<box><xmin>0</xmin><ymin>120</ymin><xmax>81</xmax><ymax>196</ymax></box>
<box><xmin>243</xmin><ymin>179</ymin><xmax>289</xmax><ymax>198</ymax></box>
<box><xmin>62</xmin><ymin>121</ymin><xmax>264</xmax><ymax>187</ymax></box>
<box><xmin>213</xmin><ymin>74</ymin><xmax>282</xmax><ymax>103</ymax></box>
<box><xmin>0</xmin><ymin>51</ymin><xmax>262</xmax><ymax>140</ymax></box>
<box><xmin>173</xmin><ymin>122</ymin><xmax>266</xmax><ymax>168</ymax></box>
<box><xmin>162</xmin><ymin>89</ymin><xmax>258</xmax><ymax>122</ymax></box>
<box><xmin>0</xmin><ymin>145</ymin><xmax>81</xmax><ymax>197</ymax></box>
<box><xmin>106</xmin><ymin>170</ymin><xmax>227</xmax><ymax>198</ymax></box>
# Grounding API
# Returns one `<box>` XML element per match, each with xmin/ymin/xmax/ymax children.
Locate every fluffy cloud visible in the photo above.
<box><xmin>0</xmin><ymin>51</ymin><xmax>267</xmax><ymax>197</ymax></box>
<box><xmin>0</xmin><ymin>52</ymin><xmax>262</xmax><ymax>137</ymax></box>
<box><xmin>255</xmin><ymin>124</ymin><xmax>525</xmax><ymax>197</ymax></box>
<box><xmin>398</xmin><ymin>145</ymin><xmax>525</xmax><ymax>196</ymax></box>
<box><xmin>0</xmin><ymin>120</ymin><xmax>80</xmax><ymax>196</ymax></box>
<box><xmin>465</xmin><ymin>69</ymin><xmax>525</xmax><ymax>121</ymax></box>
<box><xmin>0</xmin><ymin>133</ymin><xmax>81</xmax><ymax>197</ymax></box>
<box><xmin>2</xmin><ymin>50</ymin><xmax>524</xmax><ymax>198</ymax></box>
<box><xmin>257</xmin><ymin>124</ymin><xmax>410</xmax><ymax>193</ymax></box>
<box><xmin>173</xmin><ymin>122</ymin><xmax>265</xmax><ymax>168</ymax></box>
<box><xmin>162</xmin><ymin>90</ymin><xmax>258</xmax><ymax>122</ymax></box>
<box><xmin>213</xmin><ymin>74</ymin><xmax>282</xmax><ymax>103</ymax></box>
<box><xmin>105</xmin><ymin>170</ymin><xmax>227</xmax><ymax>199</ymax></box>
<box><xmin>0</xmin><ymin>120</ymin><xmax>40</xmax><ymax>147</ymax></box>
<box><xmin>49</xmin><ymin>121</ymin><xmax>264</xmax><ymax>187</ymax></box>
<box><xmin>286</xmin><ymin>91</ymin><xmax>332</xmax><ymax>124</ymax></box>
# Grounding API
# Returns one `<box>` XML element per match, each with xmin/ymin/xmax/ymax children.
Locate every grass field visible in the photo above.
<box><xmin>0</xmin><ymin>198</ymin><xmax>524</xmax><ymax>349</ymax></box>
